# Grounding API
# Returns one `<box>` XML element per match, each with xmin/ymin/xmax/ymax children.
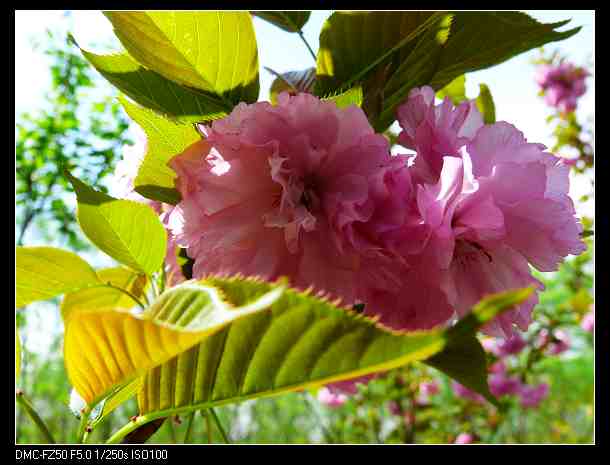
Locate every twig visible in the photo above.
<box><xmin>16</xmin><ymin>391</ymin><xmax>56</xmax><ymax>444</ymax></box>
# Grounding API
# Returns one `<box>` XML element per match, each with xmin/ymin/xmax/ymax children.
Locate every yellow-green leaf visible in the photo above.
<box><xmin>16</xmin><ymin>246</ymin><xmax>100</xmax><ymax>308</ymax></box>
<box><xmin>104</xmin><ymin>12</ymin><xmax>259</xmax><ymax>106</ymax></box>
<box><xmin>64</xmin><ymin>281</ymin><xmax>285</xmax><ymax>405</ymax></box>
<box><xmin>61</xmin><ymin>267</ymin><xmax>148</xmax><ymax>321</ymax></box>
<box><xmin>66</xmin><ymin>172</ymin><xmax>167</xmax><ymax>275</ymax></box>
<box><xmin>134</xmin><ymin>278</ymin><xmax>532</xmax><ymax>422</ymax></box>
<box><xmin>120</xmin><ymin>97</ymin><xmax>201</xmax><ymax>205</ymax></box>
<box><xmin>79</xmin><ymin>47</ymin><xmax>230</xmax><ymax>123</ymax></box>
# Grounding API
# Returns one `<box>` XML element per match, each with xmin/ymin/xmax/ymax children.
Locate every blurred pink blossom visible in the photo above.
<box><xmin>581</xmin><ymin>309</ymin><xmax>595</xmax><ymax>333</ymax></box>
<box><xmin>518</xmin><ymin>383</ymin><xmax>550</xmax><ymax>408</ymax></box>
<box><xmin>455</xmin><ymin>433</ymin><xmax>475</xmax><ymax>444</ymax></box>
<box><xmin>535</xmin><ymin>62</ymin><xmax>589</xmax><ymax>113</ymax></box>
<box><xmin>317</xmin><ymin>387</ymin><xmax>348</xmax><ymax>408</ymax></box>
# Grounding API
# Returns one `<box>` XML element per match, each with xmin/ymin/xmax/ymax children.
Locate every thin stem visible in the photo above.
<box><xmin>183</xmin><ymin>412</ymin><xmax>195</xmax><ymax>444</ymax></box>
<box><xmin>297</xmin><ymin>30</ymin><xmax>317</xmax><ymax>62</ymax></box>
<box><xmin>16</xmin><ymin>391</ymin><xmax>56</xmax><ymax>444</ymax></box>
<box><xmin>203</xmin><ymin>410</ymin><xmax>212</xmax><ymax>444</ymax></box>
<box><xmin>209</xmin><ymin>408</ymin><xmax>230</xmax><ymax>444</ymax></box>
<box><xmin>150</xmin><ymin>276</ymin><xmax>159</xmax><ymax>300</ymax></box>
<box><xmin>76</xmin><ymin>408</ymin><xmax>90</xmax><ymax>443</ymax></box>
<box><xmin>101</xmin><ymin>283</ymin><xmax>146</xmax><ymax>310</ymax></box>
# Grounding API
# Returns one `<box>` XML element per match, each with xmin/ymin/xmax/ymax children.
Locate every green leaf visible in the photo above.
<box><xmin>65</xmin><ymin>172</ymin><xmax>167</xmax><ymax>275</ymax></box>
<box><xmin>374</xmin><ymin>14</ymin><xmax>453</xmax><ymax>131</ymax></box>
<box><xmin>61</xmin><ymin>267</ymin><xmax>148</xmax><ymax>321</ymax></box>
<box><xmin>79</xmin><ymin>47</ymin><xmax>230</xmax><ymax>123</ymax></box>
<box><xmin>436</xmin><ymin>74</ymin><xmax>466</xmax><ymax>105</ymax></box>
<box><xmin>322</xmin><ymin>86</ymin><xmax>364</xmax><ymax>109</ymax></box>
<box><xmin>65</xmin><ymin>280</ymin><xmax>286</xmax><ymax>405</ymax></box>
<box><xmin>267</xmin><ymin>67</ymin><xmax>316</xmax><ymax>104</ymax></box>
<box><xmin>131</xmin><ymin>279</ymin><xmax>532</xmax><ymax>430</ymax></box>
<box><xmin>120</xmin><ymin>97</ymin><xmax>202</xmax><ymax>205</ymax></box>
<box><xmin>475</xmin><ymin>83</ymin><xmax>496</xmax><ymax>124</ymax></box>
<box><xmin>426</xmin><ymin>287</ymin><xmax>534</xmax><ymax>405</ymax></box>
<box><xmin>89</xmin><ymin>378</ymin><xmax>144</xmax><ymax>429</ymax></box>
<box><xmin>104</xmin><ymin>12</ymin><xmax>259</xmax><ymax>106</ymax></box>
<box><xmin>315</xmin><ymin>12</ymin><xmax>442</xmax><ymax>97</ymax></box>
<box><xmin>428</xmin><ymin>12</ymin><xmax>581</xmax><ymax>90</ymax></box>
<box><xmin>16</xmin><ymin>246</ymin><xmax>100</xmax><ymax>307</ymax></box>
<box><xmin>252</xmin><ymin>11</ymin><xmax>311</xmax><ymax>33</ymax></box>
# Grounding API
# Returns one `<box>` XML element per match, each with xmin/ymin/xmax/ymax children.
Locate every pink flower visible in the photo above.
<box><xmin>489</xmin><ymin>360</ymin><xmax>507</xmax><ymax>374</ymax></box>
<box><xmin>317</xmin><ymin>387</ymin><xmax>347</xmax><ymax>408</ymax></box>
<box><xmin>393</xmin><ymin>96</ymin><xmax>585</xmax><ymax>336</ymax></box>
<box><xmin>518</xmin><ymin>383</ymin><xmax>549</xmax><ymax>409</ymax></box>
<box><xmin>420</xmin><ymin>380</ymin><xmax>440</xmax><ymax>397</ymax></box>
<box><xmin>455</xmin><ymin>433</ymin><xmax>475</xmax><ymax>444</ymax></box>
<box><xmin>547</xmin><ymin>329</ymin><xmax>571</xmax><ymax>355</ymax></box>
<box><xmin>452</xmin><ymin>381</ymin><xmax>485</xmax><ymax>403</ymax></box>
<box><xmin>396</xmin><ymin>86</ymin><xmax>483</xmax><ymax>184</ymax></box>
<box><xmin>536</xmin><ymin>63</ymin><xmax>589</xmax><ymax>113</ymax></box>
<box><xmin>416</xmin><ymin>380</ymin><xmax>440</xmax><ymax>405</ymax></box>
<box><xmin>388</xmin><ymin>400</ymin><xmax>402</xmax><ymax>416</ymax></box>
<box><xmin>489</xmin><ymin>372</ymin><xmax>522</xmax><ymax>397</ymax></box>
<box><xmin>495</xmin><ymin>334</ymin><xmax>528</xmax><ymax>356</ymax></box>
<box><xmin>404</xmin><ymin>154</ymin><xmax>544</xmax><ymax>337</ymax></box>
<box><xmin>581</xmin><ymin>309</ymin><xmax>595</xmax><ymax>333</ymax></box>
<box><xmin>168</xmin><ymin>93</ymin><xmax>411</xmax><ymax>308</ymax></box>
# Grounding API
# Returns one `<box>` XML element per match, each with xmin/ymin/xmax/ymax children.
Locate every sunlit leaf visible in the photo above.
<box><xmin>79</xmin><ymin>46</ymin><xmax>230</xmax><ymax>123</ymax></box>
<box><xmin>66</xmin><ymin>172</ymin><xmax>167</xmax><ymax>275</ymax></box>
<box><xmin>65</xmin><ymin>280</ymin><xmax>285</xmax><ymax>405</ymax></box>
<box><xmin>130</xmin><ymin>279</ymin><xmax>531</xmax><ymax>433</ymax></box>
<box><xmin>104</xmin><ymin>12</ymin><xmax>259</xmax><ymax>106</ymax></box>
<box><xmin>16</xmin><ymin>246</ymin><xmax>99</xmax><ymax>307</ymax></box>
<box><xmin>119</xmin><ymin>97</ymin><xmax>201</xmax><ymax>205</ymax></box>
<box><xmin>436</xmin><ymin>74</ymin><xmax>466</xmax><ymax>105</ymax></box>
<box><xmin>322</xmin><ymin>86</ymin><xmax>364</xmax><ymax>109</ymax></box>
<box><xmin>61</xmin><ymin>267</ymin><xmax>148</xmax><ymax>321</ymax></box>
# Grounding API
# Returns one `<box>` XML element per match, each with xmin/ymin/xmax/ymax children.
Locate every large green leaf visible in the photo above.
<box><xmin>104</xmin><ymin>12</ymin><xmax>259</xmax><ymax>106</ymax></box>
<box><xmin>119</xmin><ymin>97</ymin><xmax>202</xmax><ymax>205</ymax></box>
<box><xmin>61</xmin><ymin>267</ymin><xmax>148</xmax><ymax>321</ymax></box>
<box><xmin>66</xmin><ymin>172</ymin><xmax>167</xmax><ymax>275</ymax></box>
<box><xmin>252</xmin><ymin>11</ymin><xmax>311</xmax><ymax>33</ymax></box>
<box><xmin>315</xmin><ymin>12</ymin><xmax>441</xmax><ymax>97</ymax></box>
<box><xmin>118</xmin><ymin>279</ymin><xmax>532</xmax><ymax>444</ymax></box>
<box><xmin>16</xmin><ymin>246</ymin><xmax>100</xmax><ymax>308</ymax></box>
<box><xmin>316</xmin><ymin>12</ymin><xmax>580</xmax><ymax>132</ymax></box>
<box><xmin>79</xmin><ymin>47</ymin><xmax>230</xmax><ymax>123</ymax></box>
<box><xmin>65</xmin><ymin>281</ymin><xmax>285</xmax><ymax>407</ymax></box>
<box><xmin>374</xmin><ymin>14</ymin><xmax>452</xmax><ymax>131</ymax></box>
<box><xmin>428</xmin><ymin>12</ymin><xmax>581</xmax><ymax>90</ymax></box>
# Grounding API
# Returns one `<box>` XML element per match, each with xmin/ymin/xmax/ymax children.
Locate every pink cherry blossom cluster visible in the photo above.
<box><xmin>535</xmin><ymin>62</ymin><xmax>589</xmax><ymax>113</ymax></box>
<box><xmin>166</xmin><ymin>88</ymin><xmax>585</xmax><ymax>340</ymax></box>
